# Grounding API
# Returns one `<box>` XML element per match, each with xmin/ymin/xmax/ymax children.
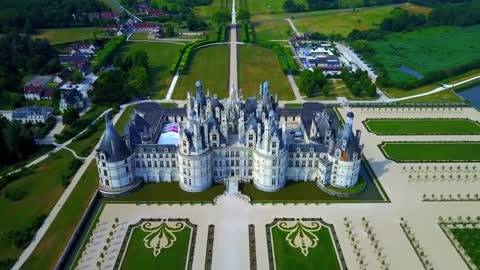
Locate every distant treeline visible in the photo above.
<box><xmin>0</xmin><ymin>0</ymin><xmax>110</xmax><ymax>33</ymax></box>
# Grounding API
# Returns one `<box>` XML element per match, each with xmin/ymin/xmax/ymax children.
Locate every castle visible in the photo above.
<box><xmin>95</xmin><ymin>81</ymin><xmax>363</xmax><ymax>196</ymax></box>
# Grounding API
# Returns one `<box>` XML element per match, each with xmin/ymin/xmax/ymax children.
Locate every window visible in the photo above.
<box><xmin>273</xmin><ymin>160</ymin><xmax>277</xmax><ymax>166</ymax></box>
<box><xmin>160</xmin><ymin>161</ymin><xmax>164</xmax><ymax>167</ymax></box>
<box><xmin>226</xmin><ymin>152</ymin><xmax>230</xmax><ymax>157</ymax></box>
<box><xmin>249</xmin><ymin>134</ymin><xmax>253</xmax><ymax>141</ymax></box>
<box><xmin>126</xmin><ymin>166</ymin><xmax>129</xmax><ymax>173</ymax></box>
<box><xmin>136</xmin><ymin>161</ymin><xmax>140</xmax><ymax>167</ymax></box>
<box><xmin>302</xmin><ymin>161</ymin><xmax>306</xmax><ymax>167</ymax></box>
<box><xmin>171</xmin><ymin>154</ymin><xmax>175</xmax><ymax>158</ymax></box>
<box><xmin>289</xmin><ymin>161</ymin><xmax>293</xmax><ymax>167</ymax></box>
<box><xmin>159</xmin><ymin>153</ymin><xmax>163</xmax><ymax>158</ymax></box>
<box><xmin>302</xmin><ymin>153</ymin><xmax>306</xmax><ymax>158</ymax></box>
<box><xmin>309</xmin><ymin>153</ymin><xmax>313</xmax><ymax>158</ymax></box>
<box><xmin>147</xmin><ymin>154</ymin><xmax>151</xmax><ymax>158</ymax></box>
<box><xmin>148</xmin><ymin>161</ymin><xmax>152</xmax><ymax>167</ymax></box>
<box><xmin>308</xmin><ymin>160</ymin><xmax>312</xmax><ymax>167</ymax></box>
<box><xmin>236</xmin><ymin>160</ymin><xmax>239</xmax><ymax>166</ymax></box>
<box><xmin>295</xmin><ymin>161</ymin><xmax>299</xmax><ymax>167</ymax></box>
<box><xmin>103</xmin><ymin>170</ymin><xmax>108</xmax><ymax>176</ymax></box>
<box><xmin>248</xmin><ymin>169</ymin><xmax>252</xmax><ymax>176</ymax></box>
<box><xmin>105</xmin><ymin>179</ymin><xmax>110</xmax><ymax>186</ymax></box>
<box><xmin>166</xmin><ymin>161</ymin><xmax>170</xmax><ymax>167</ymax></box>
<box><xmin>236</xmin><ymin>151</ymin><xmax>239</xmax><ymax>157</ymax></box>
<box><xmin>212</xmin><ymin>134</ymin><xmax>217</xmax><ymax>141</ymax></box>
<box><xmin>171</xmin><ymin>161</ymin><xmax>176</xmax><ymax>167</ymax></box>
<box><xmin>230</xmin><ymin>160</ymin><xmax>234</xmax><ymax>166</ymax></box>
<box><xmin>102</xmin><ymin>162</ymin><xmax>106</xmax><ymax>167</ymax></box>
<box><xmin>248</xmin><ymin>160</ymin><xmax>252</xmax><ymax>166</ymax></box>
<box><xmin>272</xmin><ymin>141</ymin><xmax>277</xmax><ymax>148</ymax></box>
<box><xmin>273</xmin><ymin>169</ymin><xmax>276</xmax><ymax>176</ymax></box>
<box><xmin>272</xmin><ymin>150</ymin><xmax>276</xmax><ymax>154</ymax></box>
<box><xmin>214</xmin><ymin>160</ymin><xmax>218</xmax><ymax>166</ymax></box>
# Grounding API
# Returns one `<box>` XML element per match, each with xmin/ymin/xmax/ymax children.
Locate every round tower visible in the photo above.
<box><xmin>96</xmin><ymin>113</ymin><xmax>141</xmax><ymax>197</ymax></box>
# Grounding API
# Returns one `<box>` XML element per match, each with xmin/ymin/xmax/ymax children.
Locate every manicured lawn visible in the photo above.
<box><xmin>238</xmin><ymin>45</ymin><xmax>295</xmax><ymax>100</ymax></box>
<box><xmin>33</xmin><ymin>27</ymin><xmax>104</xmax><ymax>45</ymax></box>
<box><xmin>121</xmin><ymin>42</ymin><xmax>185</xmax><ymax>99</ymax></box>
<box><xmin>380</xmin><ymin>142</ymin><xmax>480</xmax><ymax>162</ymax></box>
<box><xmin>241</xmin><ymin>179</ymin><xmax>384</xmax><ymax>203</ymax></box>
<box><xmin>450</xmin><ymin>228</ymin><xmax>480</xmax><ymax>268</ymax></box>
<box><xmin>0</xmin><ymin>150</ymin><xmax>77</xmax><ymax>264</ymax></box>
<box><xmin>255</xmin><ymin>21</ymin><xmax>293</xmax><ymax>41</ymax></box>
<box><xmin>269</xmin><ymin>220</ymin><xmax>341</xmax><ymax>270</ymax></box>
<box><xmin>284</xmin><ymin>103</ymin><xmax>303</xmax><ymax>108</ymax></box>
<box><xmin>368</xmin><ymin>25</ymin><xmax>480</xmax><ymax>86</ymax></box>
<box><xmin>365</xmin><ymin>119</ymin><xmax>480</xmax><ymax>135</ymax></box>
<box><xmin>194</xmin><ymin>0</ymin><xmax>229</xmax><ymax>17</ymax></box>
<box><xmin>68</xmin><ymin>122</ymin><xmax>105</xmax><ymax>157</ymax></box>
<box><xmin>21</xmin><ymin>161</ymin><xmax>98</xmax><ymax>270</ymax></box>
<box><xmin>109</xmin><ymin>182</ymin><xmax>224</xmax><ymax>203</ymax></box>
<box><xmin>173</xmin><ymin>45</ymin><xmax>230</xmax><ymax>100</ymax></box>
<box><xmin>399</xmin><ymin>90</ymin><xmax>464</xmax><ymax>103</ymax></box>
<box><xmin>306</xmin><ymin>79</ymin><xmax>377</xmax><ymax>101</ymax></box>
<box><xmin>119</xmin><ymin>220</ymin><xmax>193</xmax><ymax>269</ymax></box>
<box><xmin>293</xmin><ymin>4</ymin><xmax>430</xmax><ymax>37</ymax></box>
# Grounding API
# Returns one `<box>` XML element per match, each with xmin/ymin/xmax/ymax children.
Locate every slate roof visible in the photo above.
<box><xmin>98</xmin><ymin>113</ymin><xmax>131</xmax><ymax>162</ymax></box>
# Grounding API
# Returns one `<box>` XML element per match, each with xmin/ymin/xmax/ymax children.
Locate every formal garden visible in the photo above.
<box><xmin>266</xmin><ymin>218</ymin><xmax>346</xmax><ymax>270</ymax></box>
<box><xmin>364</xmin><ymin>118</ymin><xmax>480</xmax><ymax>135</ymax></box>
<box><xmin>116</xmin><ymin>219</ymin><xmax>196</xmax><ymax>269</ymax></box>
<box><xmin>438</xmin><ymin>216</ymin><xmax>480</xmax><ymax>269</ymax></box>
<box><xmin>380</xmin><ymin>142</ymin><xmax>480</xmax><ymax>162</ymax></box>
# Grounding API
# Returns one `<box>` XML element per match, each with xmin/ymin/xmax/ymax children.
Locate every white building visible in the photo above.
<box><xmin>12</xmin><ymin>106</ymin><xmax>53</xmax><ymax>124</ymax></box>
<box><xmin>95</xmin><ymin>81</ymin><xmax>363</xmax><ymax>196</ymax></box>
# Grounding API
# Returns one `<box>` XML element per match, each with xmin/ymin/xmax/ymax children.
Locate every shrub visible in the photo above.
<box><xmin>4</xmin><ymin>187</ymin><xmax>28</xmax><ymax>201</ymax></box>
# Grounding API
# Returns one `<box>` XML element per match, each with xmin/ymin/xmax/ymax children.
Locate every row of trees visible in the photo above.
<box><xmin>90</xmin><ymin>49</ymin><xmax>150</xmax><ymax>104</ymax></box>
<box><xmin>0</xmin><ymin>0</ymin><xmax>109</xmax><ymax>33</ymax></box>
<box><xmin>341</xmin><ymin>69</ymin><xmax>377</xmax><ymax>97</ymax></box>
<box><xmin>0</xmin><ymin>33</ymin><xmax>60</xmax><ymax>91</ymax></box>
<box><xmin>0</xmin><ymin>117</ymin><xmax>37</xmax><ymax>167</ymax></box>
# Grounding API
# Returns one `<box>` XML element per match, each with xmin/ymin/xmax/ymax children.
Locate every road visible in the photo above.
<box><xmin>229</xmin><ymin>0</ymin><xmax>238</xmax><ymax>90</ymax></box>
<box><xmin>335</xmin><ymin>42</ymin><xmax>378</xmax><ymax>82</ymax></box>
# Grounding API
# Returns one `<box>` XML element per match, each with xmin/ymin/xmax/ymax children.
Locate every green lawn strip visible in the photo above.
<box><xmin>450</xmin><ymin>228</ymin><xmax>480</xmax><ymax>268</ymax></box>
<box><xmin>284</xmin><ymin>103</ymin><xmax>303</xmax><ymax>108</ymax></box>
<box><xmin>173</xmin><ymin>45</ymin><xmax>230</xmax><ymax>100</ymax></box>
<box><xmin>399</xmin><ymin>89</ymin><xmax>464</xmax><ymax>103</ymax></box>
<box><xmin>364</xmin><ymin>119</ymin><xmax>480</xmax><ymax>135</ymax></box>
<box><xmin>108</xmin><ymin>182</ymin><xmax>224</xmax><ymax>203</ymax></box>
<box><xmin>271</xmin><ymin>224</ymin><xmax>341</xmax><ymax>270</ymax></box>
<box><xmin>241</xmin><ymin>180</ymin><xmax>384</xmax><ymax>203</ymax></box>
<box><xmin>324</xmin><ymin>176</ymin><xmax>366</xmax><ymax>194</ymax></box>
<box><xmin>306</xmin><ymin>79</ymin><xmax>377</xmax><ymax>101</ymax></box>
<box><xmin>68</xmin><ymin>122</ymin><xmax>105</xmax><ymax>157</ymax></box>
<box><xmin>160</xmin><ymin>103</ymin><xmax>178</xmax><ymax>108</ymax></box>
<box><xmin>32</xmin><ymin>27</ymin><xmax>104</xmax><ymax>45</ymax></box>
<box><xmin>0</xmin><ymin>150</ymin><xmax>78</xmax><ymax>263</ymax></box>
<box><xmin>56</xmin><ymin>105</ymin><xmax>109</xmax><ymax>144</ymax></box>
<box><xmin>121</xmin><ymin>42</ymin><xmax>185</xmax><ymax>99</ymax></box>
<box><xmin>380</xmin><ymin>142</ymin><xmax>480</xmax><ymax>162</ymax></box>
<box><xmin>292</xmin><ymin>4</ymin><xmax>430</xmax><ymax>37</ymax></box>
<box><xmin>119</xmin><ymin>223</ymin><xmax>192</xmax><ymax>269</ymax></box>
<box><xmin>21</xmin><ymin>161</ymin><xmax>98</xmax><ymax>270</ymax></box>
<box><xmin>255</xmin><ymin>21</ymin><xmax>293</xmax><ymax>40</ymax></box>
<box><xmin>368</xmin><ymin>25</ymin><xmax>480</xmax><ymax>86</ymax></box>
<box><xmin>238</xmin><ymin>45</ymin><xmax>295</xmax><ymax>100</ymax></box>
<box><xmin>129</xmin><ymin>33</ymin><xmax>150</xmax><ymax>40</ymax></box>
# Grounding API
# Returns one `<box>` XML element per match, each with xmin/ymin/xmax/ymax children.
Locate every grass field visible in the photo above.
<box><xmin>450</xmin><ymin>228</ymin><xmax>480</xmax><ymax>268</ymax></box>
<box><xmin>109</xmin><ymin>182</ymin><xmax>224</xmax><ymax>202</ymax></box>
<box><xmin>365</xmin><ymin>119</ymin><xmax>480</xmax><ymax>135</ymax></box>
<box><xmin>241</xmin><ymin>180</ymin><xmax>384</xmax><ymax>203</ymax></box>
<box><xmin>293</xmin><ymin>4</ymin><xmax>430</xmax><ymax>37</ymax></box>
<box><xmin>119</xmin><ymin>220</ymin><xmax>193</xmax><ymax>269</ymax></box>
<box><xmin>269</xmin><ymin>220</ymin><xmax>341</xmax><ymax>270</ymax></box>
<box><xmin>380</xmin><ymin>142</ymin><xmax>480</xmax><ymax>162</ymax></box>
<box><xmin>0</xmin><ymin>150</ymin><xmax>77</xmax><ymax>264</ymax></box>
<box><xmin>173</xmin><ymin>45</ymin><xmax>230</xmax><ymax>100</ymax></box>
<box><xmin>121</xmin><ymin>42</ymin><xmax>185</xmax><ymax>99</ymax></box>
<box><xmin>306</xmin><ymin>78</ymin><xmax>378</xmax><ymax>101</ymax></box>
<box><xmin>33</xmin><ymin>27</ymin><xmax>104</xmax><ymax>45</ymax></box>
<box><xmin>400</xmin><ymin>90</ymin><xmax>464</xmax><ymax>103</ymax></box>
<box><xmin>21</xmin><ymin>161</ymin><xmax>98</xmax><ymax>270</ymax></box>
<box><xmin>368</xmin><ymin>24</ymin><xmax>480</xmax><ymax>86</ymax></box>
<box><xmin>255</xmin><ymin>21</ymin><xmax>293</xmax><ymax>40</ymax></box>
<box><xmin>238</xmin><ymin>45</ymin><xmax>295</xmax><ymax>100</ymax></box>
<box><xmin>194</xmin><ymin>0</ymin><xmax>229</xmax><ymax>17</ymax></box>
<box><xmin>246</xmin><ymin>0</ymin><xmax>307</xmax><ymax>14</ymax></box>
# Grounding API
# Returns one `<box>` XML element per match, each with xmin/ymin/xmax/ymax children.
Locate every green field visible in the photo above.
<box><xmin>110</xmin><ymin>182</ymin><xmax>225</xmax><ymax>202</ymax></box>
<box><xmin>450</xmin><ymin>228</ymin><xmax>480</xmax><ymax>268</ymax></box>
<box><xmin>246</xmin><ymin>0</ymin><xmax>307</xmax><ymax>14</ymax></box>
<box><xmin>269</xmin><ymin>220</ymin><xmax>342</xmax><ymax>270</ymax></box>
<box><xmin>0</xmin><ymin>150</ymin><xmax>77</xmax><ymax>264</ymax></box>
<box><xmin>293</xmin><ymin>4</ymin><xmax>430</xmax><ymax>37</ymax></box>
<box><xmin>121</xmin><ymin>42</ymin><xmax>185</xmax><ymax>99</ymax></box>
<box><xmin>173</xmin><ymin>45</ymin><xmax>230</xmax><ymax>100</ymax></box>
<box><xmin>368</xmin><ymin>25</ymin><xmax>480</xmax><ymax>86</ymax></box>
<box><xmin>194</xmin><ymin>0</ymin><xmax>229</xmax><ymax>17</ymax></box>
<box><xmin>380</xmin><ymin>142</ymin><xmax>480</xmax><ymax>162</ymax></box>
<box><xmin>33</xmin><ymin>27</ymin><xmax>104</xmax><ymax>45</ymax></box>
<box><xmin>119</xmin><ymin>220</ymin><xmax>193</xmax><ymax>269</ymax></box>
<box><xmin>238</xmin><ymin>45</ymin><xmax>295</xmax><ymax>100</ymax></box>
<box><xmin>255</xmin><ymin>21</ymin><xmax>293</xmax><ymax>40</ymax></box>
<box><xmin>241</xmin><ymin>180</ymin><xmax>384</xmax><ymax>203</ymax></box>
<box><xmin>365</xmin><ymin>119</ymin><xmax>480</xmax><ymax>135</ymax></box>
<box><xmin>21</xmin><ymin>161</ymin><xmax>98</xmax><ymax>270</ymax></box>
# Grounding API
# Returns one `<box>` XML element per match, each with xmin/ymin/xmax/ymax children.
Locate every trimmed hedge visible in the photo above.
<box><xmin>256</xmin><ymin>40</ymin><xmax>297</xmax><ymax>74</ymax></box>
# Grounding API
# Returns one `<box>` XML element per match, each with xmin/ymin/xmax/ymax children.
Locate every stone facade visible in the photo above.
<box><xmin>95</xmin><ymin>81</ymin><xmax>363</xmax><ymax>196</ymax></box>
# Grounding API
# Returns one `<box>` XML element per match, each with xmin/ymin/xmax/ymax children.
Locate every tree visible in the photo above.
<box><xmin>127</xmin><ymin>66</ymin><xmax>149</xmax><ymax>97</ymax></box>
<box><xmin>71</xmin><ymin>70</ymin><xmax>84</xmax><ymax>83</ymax></box>
<box><xmin>164</xmin><ymin>23</ymin><xmax>175</xmax><ymax>37</ymax></box>
<box><xmin>89</xmin><ymin>69</ymin><xmax>129</xmax><ymax>104</ymax></box>
<box><xmin>63</xmin><ymin>107</ymin><xmax>79</xmax><ymax>125</ymax></box>
<box><xmin>298</xmin><ymin>69</ymin><xmax>327</xmax><ymax>97</ymax></box>
<box><xmin>237</xmin><ymin>9</ymin><xmax>251</xmax><ymax>22</ymax></box>
<box><xmin>212</xmin><ymin>10</ymin><xmax>230</xmax><ymax>26</ymax></box>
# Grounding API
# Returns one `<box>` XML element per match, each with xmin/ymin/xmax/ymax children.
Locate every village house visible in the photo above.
<box><xmin>133</xmin><ymin>22</ymin><xmax>160</xmax><ymax>32</ymax></box>
<box><xmin>71</xmin><ymin>43</ymin><xmax>97</xmax><ymax>55</ymax></box>
<box><xmin>12</xmin><ymin>106</ymin><xmax>53</xmax><ymax>124</ymax></box>
<box><xmin>59</xmin><ymin>89</ymin><xmax>86</xmax><ymax>112</ymax></box>
<box><xmin>23</xmin><ymin>85</ymin><xmax>54</xmax><ymax>100</ymax></box>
